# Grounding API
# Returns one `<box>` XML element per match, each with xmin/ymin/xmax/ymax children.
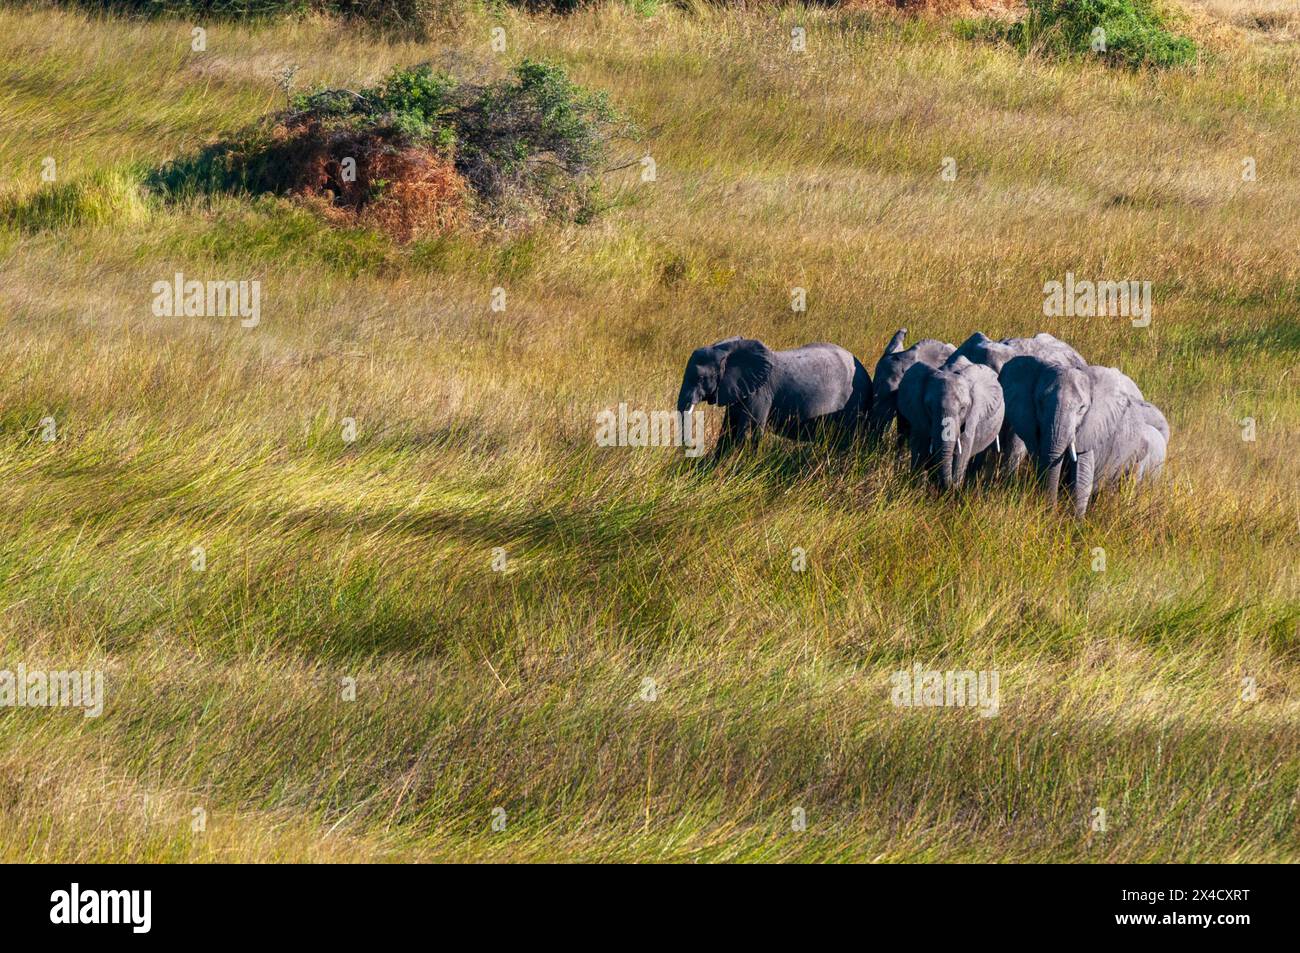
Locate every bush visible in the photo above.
<box><xmin>967</xmin><ymin>0</ymin><xmax>1197</xmax><ymax>70</ymax></box>
<box><xmin>150</xmin><ymin>60</ymin><xmax>632</xmax><ymax>239</ymax></box>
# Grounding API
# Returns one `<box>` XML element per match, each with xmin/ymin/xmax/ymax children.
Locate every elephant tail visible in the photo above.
<box><xmin>882</xmin><ymin>328</ymin><xmax>907</xmax><ymax>357</ymax></box>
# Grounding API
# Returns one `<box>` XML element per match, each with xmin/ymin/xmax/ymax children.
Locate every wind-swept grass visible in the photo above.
<box><xmin>0</xmin><ymin>1</ymin><xmax>1297</xmax><ymax>861</ymax></box>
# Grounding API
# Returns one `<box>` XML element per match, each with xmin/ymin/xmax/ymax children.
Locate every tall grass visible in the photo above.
<box><xmin>0</xmin><ymin>2</ymin><xmax>1297</xmax><ymax>861</ymax></box>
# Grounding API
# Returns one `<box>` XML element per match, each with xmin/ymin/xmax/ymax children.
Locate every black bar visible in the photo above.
<box><xmin>3</xmin><ymin>864</ymin><xmax>1290</xmax><ymax>940</ymax></box>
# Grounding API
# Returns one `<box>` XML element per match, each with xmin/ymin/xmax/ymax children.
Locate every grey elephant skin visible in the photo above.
<box><xmin>867</xmin><ymin>329</ymin><xmax>955</xmax><ymax>444</ymax></box>
<box><xmin>676</xmin><ymin>337</ymin><xmax>872</xmax><ymax>455</ymax></box>
<box><xmin>1000</xmin><ymin>355</ymin><xmax>1169</xmax><ymax>516</ymax></box>
<box><xmin>949</xmin><ymin>331</ymin><xmax>1085</xmax><ymax>374</ymax></box>
<box><xmin>897</xmin><ymin>356</ymin><xmax>1005</xmax><ymax>490</ymax></box>
<box><xmin>947</xmin><ymin>331</ymin><xmax>1086</xmax><ymax>473</ymax></box>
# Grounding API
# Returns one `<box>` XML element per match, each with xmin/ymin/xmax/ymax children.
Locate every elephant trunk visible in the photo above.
<box><xmin>951</xmin><ymin>437</ymin><xmax>971</xmax><ymax>489</ymax></box>
<box><xmin>935</xmin><ymin>420</ymin><xmax>958</xmax><ymax>491</ymax></box>
<box><xmin>1041</xmin><ymin>411</ymin><xmax>1075</xmax><ymax>505</ymax></box>
<box><xmin>939</xmin><ymin>444</ymin><xmax>958</xmax><ymax>491</ymax></box>
<box><xmin>1043</xmin><ymin>457</ymin><xmax>1063</xmax><ymax>505</ymax></box>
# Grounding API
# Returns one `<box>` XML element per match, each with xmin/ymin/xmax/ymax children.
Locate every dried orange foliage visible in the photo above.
<box><xmin>275</xmin><ymin>118</ymin><xmax>469</xmax><ymax>242</ymax></box>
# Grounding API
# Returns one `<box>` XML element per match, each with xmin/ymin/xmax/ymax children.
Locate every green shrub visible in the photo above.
<box><xmin>452</xmin><ymin>60</ymin><xmax>623</xmax><ymax>223</ymax></box>
<box><xmin>969</xmin><ymin>0</ymin><xmax>1197</xmax><ymax>70</ymax></box>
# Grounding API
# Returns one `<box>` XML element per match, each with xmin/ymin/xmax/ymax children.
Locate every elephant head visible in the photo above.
<box><xmin>868</xmin><ymin>329</ymin><xmax>956</xmax><ymax>442</ymax></box>
<box><xmin>897</xmin><ymin>358</ymin><xmax>1003</xmax><ymax>490</ymax></box>
<box><xmin>950</xmin><ymin>332</ymin><xmax>1014</xmax><ymax>373</ymax></box>
<box><xmin>1000</xmin><ymin>357</ymin><xmax>1135</xmax><ymax>508</ymax></box>
<box><xmin>676</xmin><ymin>338</ymin><xmax>774</xmax><ymax>414</ymax></box>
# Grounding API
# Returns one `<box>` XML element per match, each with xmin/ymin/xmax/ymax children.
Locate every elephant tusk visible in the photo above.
<box><xmin>1069</xmin><ymin>441</ymin><xmax>1078</xmax><ymax>463</ymax></box>
<box><xmin>995</xmin><ymin>434</ymin><xmax>1001</xmax><ymax>453</ymax></box>
<box><xmin>956</xmin><ymin>436</ymin><xmax>962</xmax><ymax>454</ymax></box>
<box><xmin>685</xmin><ymin>404</ymin><xmax>695</xmax><ymax>415</ymax></box>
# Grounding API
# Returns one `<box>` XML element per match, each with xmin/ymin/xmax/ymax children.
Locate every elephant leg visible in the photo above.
<box><xmin>1072</xmin><ymin>449</ymin><xmax>1096</xmax><ymax>517</ymax></box>
<box><xmin>713</xmin><ymin>406</ymin><xmax>746</xmax><ymax>457</ymax></box>
<box><xmin>716</xmin><ymin>400</ymin><xmax>768</xmax><ymax>456</ymax></box>
<box><xmin>864</xmin><ymin>409</ymin><xmax>879</xmax><ymax>442</ymax></box>
<box><xmin>865</xmin><ymin>403</ymin><xmax>891</xmax><ymax>445</ymax></box>
<box><xmin>1001</xmin><ymin>428</ymin><xmax>1027</xmax><ymax>477</ymax></box>
<box><xmin>743</xmin><ymin>393</ymin><xmax>772</xmax><ymax>442</ymax></box>
<box><xmin>850</xmin><ymin>392</ymin><xmax>872</xmax><ymax>439</ymax></box>
<box><xmin>896</xmin><ymin>414</ymin><xmax>911</xmax><ymax>454</ymax></box>
<box><xmin>908</xmin><ymin>427</ymin><xmax>930</xmax><ymax>473</ymax></box>
<box><xmin>831</xmin><ymin>416</ymin><xmax>857</xmax><ymax>451</ymax></box>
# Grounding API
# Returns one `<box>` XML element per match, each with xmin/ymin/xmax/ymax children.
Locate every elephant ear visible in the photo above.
<box><xmin>881</xmin><ymin>328</ymin><xmax>907</xmax><ymax>358</ymax></box>
<box><xmin>949</xmin><ymin>332</ymin><xmax>990</xmax><ymax>367</ymax></box>
<box><xmin>964</xmin><ymin>365</ymin><xmax>1003</xmax><ymax>444</ymax></box>
<box><xmin>1077</xmin><ymin>366</ymin><xmax>1131</xmax><ymax>451</ymax></box>
<box><xmin>716</xmin><ymin>339</ymin><xmax>774</xmax><ymax>405</ymax></box>
<box><xmin>896</xmin><ymin>362</ymin><xmax>934</xmax><ymax>431</ymax></box>
<box><xmin>1135</xmin><ymin>400</ymin><xmax>1169</xmax><ymax>442</ymax></box>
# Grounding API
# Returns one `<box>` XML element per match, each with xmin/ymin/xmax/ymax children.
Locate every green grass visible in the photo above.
<box><xmin>0</xmin><ymin>1</ymin><xmax>1297</xmax><ymax>861</ymax></box>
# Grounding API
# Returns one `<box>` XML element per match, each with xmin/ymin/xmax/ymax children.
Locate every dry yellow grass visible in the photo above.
<box><xmin>1187</xmin><ymin>0</ymin><xmax>1300</xmax><ymax>41</ymax></box>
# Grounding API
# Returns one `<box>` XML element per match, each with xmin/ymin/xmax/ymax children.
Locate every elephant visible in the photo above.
<box><xmin>896</xmin><ymin>356</ymin><xmax>1005</xmax><ymax>490</ymax></box>
<box><xmin>676</xmin><ymin>337</ymin><xmax>872</xmax><ymax>456</ymax></box>
<box><xmin>866</xmin><ymin>328</ymin><xmax>955</xmax><ymax>445</ymax></box>
<box><xmin>999</xmin><ymin>355</ymin><xmax>1168</xmax><ymax>516</ymax></box>
<box><xmin>947</xmin><ymin>332</ymin><xmax>1087</xmax><ymax>474</ymax></box>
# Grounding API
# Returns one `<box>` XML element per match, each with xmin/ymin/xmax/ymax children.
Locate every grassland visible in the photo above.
<box><xmin>0</xmin><ymin>1</ymin><xmax>1297</xmax><ymax>862</ymax></box>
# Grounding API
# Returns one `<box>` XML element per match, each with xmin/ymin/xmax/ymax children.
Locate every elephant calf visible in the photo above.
<box><xmin>1000</xmin><ymin>355</ymin><xmax>1169</xmax><ymax>516</ymax></box>
<box><xmin>897</xmin><ymin>356</ymin><xmax>1004</xmax><ymax>490</ymax></box>
<box><xmin>676</xmin><ymin>337</ymin><xmax>872</xmax><ymax>456</ymax></box>
<box><xmin>866</xmin><ymin>328</ymin><xmax>956</xmax><ymax>445</ymax></box>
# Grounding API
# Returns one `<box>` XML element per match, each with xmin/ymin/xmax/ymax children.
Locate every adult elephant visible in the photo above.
<box><xmin>866</xmin><ymin>329</ymin><xmax>955</xmax><ymax>445</ymax></box>
<box><xmin>949</xmin><ymin>331</ymin><xmax>1086</xmax><ymax>374</ymax></box>
<box><xmin>676</xmin><ymin>337</ymin><xmax>872</xmax><ymax>456</ymax></box>
<box><xmin>1000</xmin><ymin>356</ymin><xmax>1169</xmax><ymax>516</ymax></box>
<box><xmin>897</xmin><ymin>356</ymin><xmax>1004</xmax><ymax>491</ymax></box>
<box><xmin>948</xmin><ymin>332</ymin><xmax>1087</xmax><ymax>473</ymax></box>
